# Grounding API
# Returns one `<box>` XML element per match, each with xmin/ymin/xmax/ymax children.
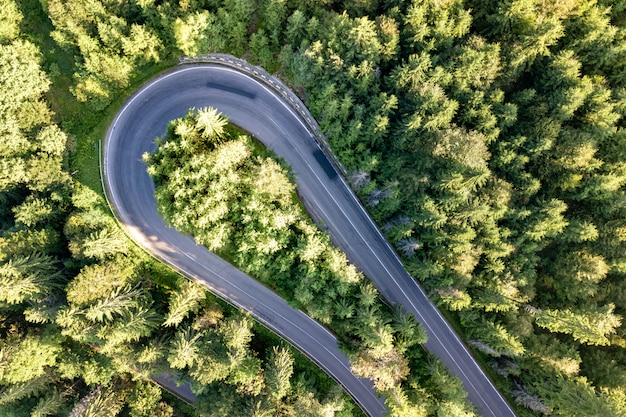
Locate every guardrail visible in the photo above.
<box><xmin>101</xmin><ymin>59</ymin><xmax>385</xmax><ymax>416</ymax></box>
<box><xmin>179</xmin><ymin>54</ymin><xmax>347</xmax><ymax>177</ymax></box>
<box><xmin>176</xmin><ymin>55</ymin><xmax>385</xmax><ymax>417</ymax></box>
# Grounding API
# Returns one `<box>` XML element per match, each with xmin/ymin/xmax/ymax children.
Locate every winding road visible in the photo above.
<box><xmin>103</xmin><ymin>60</ymin><xmax>516</xmax><ymax>417</ymax></box>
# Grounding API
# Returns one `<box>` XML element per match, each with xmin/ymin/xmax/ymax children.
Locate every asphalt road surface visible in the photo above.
<box><xmin>104</xmin><ymin>65</ymin><xmax>385</xmax><ymax>417</ymax></box>
<box><xmin>103</xmin><ymin>64</ymin><xmax>517</xmax><ymax>417</ymax></box>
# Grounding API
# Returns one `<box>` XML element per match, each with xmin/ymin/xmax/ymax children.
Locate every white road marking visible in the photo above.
<box><xmin>155</xmin><ymin>247</ymin><xmax>383</xmax><ymax>412</ymax></box>
<box><xmin>103</xmin><ymin>67</ymin><xmax>384</xmax><ymax>415</ymax></box>
<box><xmin>226</xmin><ymin>65</ymin><xmax>514</xmax><ymax>417</ymax></box>
<box><xmin>103</xmin><ymin>64</ymin><xmax>516</xmax><ymax>417</ymax></box>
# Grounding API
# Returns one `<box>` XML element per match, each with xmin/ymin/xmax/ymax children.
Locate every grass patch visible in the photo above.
<box><xmin>17</xmin><ymin>7</ymin><xmax>365</xmax><ymax>409</ymax></box>
<box><xmin>39</xmin><ymin>36</ymin><xmax>366</xmax><ymax>415</ymax></box>
<box><xmin>19</xmin><ymin>0</ymin><xmax>176</xmax><ymax>195</ymax></box>
<box><xmin>71</xmin><ymin>60</ymin><xmax>176</xmax><ymax>194</ymax></box>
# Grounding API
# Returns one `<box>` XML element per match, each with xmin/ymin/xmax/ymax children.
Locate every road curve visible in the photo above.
<box><xmin>104</xmin><ymin>62</ymin><xmax>516</xmax><ymax>417</ymax></box>
<box><xmin>103</xmin><ymin>65</ymin><xmax>385</xmax><ymax>416</ymax></box>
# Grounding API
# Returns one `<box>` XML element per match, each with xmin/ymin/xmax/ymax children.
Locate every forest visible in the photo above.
<box><xmin>145</xmin><ymin>108</ymin><xmax>457</xmax><ymax>414</ymax></box>
<box><xmin>2</xmin><ymin>0</ymin><xmax>626</xmax><ymax>416</ymax></box>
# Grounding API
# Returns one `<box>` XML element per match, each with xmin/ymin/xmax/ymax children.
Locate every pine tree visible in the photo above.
<box><xmin>264</xmin><ymin>346</ymin><xmax>293</xmax><ymax>402</ymax></box>
<box><xmin>351</xmin><ymin>346</ymin><xmax>409</xmax><ymax>392</ymax></box>
<box><xmin>168</xmin><ymin>327</ymin><xmax>201</xmax><ymax>370</ymax></box>
<box><xmin>0</xmin><ymin>0</ymin><xmax>21</xmax><ymax>42</ymax></box>
<box><xmin>30</xmin><ymin>389</ymin><xmax>70</xmax><ymax>417</ymax></box>
<box><xmin>535</xmin><ymin>304</ymin><xmax>622</xmax><ymax>346</ymax></box>
<box><xmin>163</xmin><ymin>280</ymin><xmax>206</xmax><ymax>328</ymax></box>
<box><xmin>173</xmin><ymin>11</ymin><xmax>225</xmax><ymax>56</ymax></box>
<box><xmin>0</xmin><ymin>253</ymin><xmax>61</xmax><ymax>305</ymax></box>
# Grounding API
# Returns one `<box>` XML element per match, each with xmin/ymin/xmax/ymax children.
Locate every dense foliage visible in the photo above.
<box><xmin>0</xmin><ymin>1</ymin><xmax>362</xmax><ymax>416</ymax></box>
<box><xmin>147</xmin><ymin>109</ymin><xmax>479</xmax><ymax>415</ymax></box>
<box><xmin>3</xmin><ymin>0</ymin><xmax>626</xmax><ymax>415</ymax></box>
<box><xmin>277</xmin><ymin>2</ymin><xmax>626</xmax><ymax>416</ymax></box>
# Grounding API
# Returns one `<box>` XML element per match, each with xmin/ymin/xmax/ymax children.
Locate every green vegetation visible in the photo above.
<box><xmin>0</xmin><ymin>1</ymin><xmax>369</xmax><ymax>416</ymax></box>
<box><xmin>3</xmin><ymin>0</ymin><xmax>626</xmax><ymax>415</ymax></box>
<box><xmin>147</xmin><ymin>109</ymin><xmax>467</xmax><ymax>415</ymax></box>
<box><xmin>274</xmin><ymin>1</ymin><xmax>626</xmax><ymax>416</ymax></box>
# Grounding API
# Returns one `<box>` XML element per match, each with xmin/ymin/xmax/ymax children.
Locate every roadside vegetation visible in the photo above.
<box><xmin>0</xmin><ymin>1</ymin><xmax>362</xmax><ymax>416</ymax></box>
<box><xmin>146</xmin><ymin>109</ymin><xmax>472</xmax><ymax>414</ymax></box>
<box><xmin>2</xmin><ymin>0</ymin><xmax>626</xmax><ymax>416</ymax></box>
